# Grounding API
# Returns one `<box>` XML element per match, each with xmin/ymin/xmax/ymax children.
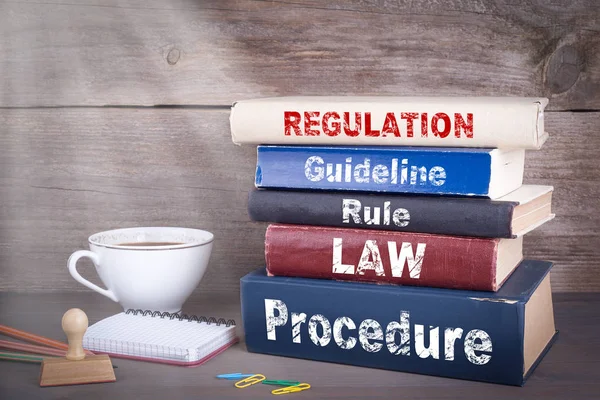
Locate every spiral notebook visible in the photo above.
<box><xmin>82</xmin><ymin>309</ymin><xmax>239</xmax><ymax>367</ymax></box>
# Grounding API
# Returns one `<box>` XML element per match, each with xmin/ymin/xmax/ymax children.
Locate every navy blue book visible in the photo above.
<box><xmin>255</xmin><ymin>145</ymin><xmax>525</xmax><ymax>199</ymax></box>
<box><xmin>240</xmin><ymin>259</ymin><xmax>558</xmax><ymax>386</ymax></box>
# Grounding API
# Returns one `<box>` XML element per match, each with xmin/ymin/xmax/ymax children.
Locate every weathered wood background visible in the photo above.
<box><xmin>1</xmin><ymin>0</ymin><xmax>599</xmax><ymax>293</ymax></box>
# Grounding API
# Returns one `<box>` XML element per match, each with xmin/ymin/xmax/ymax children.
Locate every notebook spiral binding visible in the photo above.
<box><xmin>125</xmin><ymin>309</ymin><xmax>236</xmax><ymax>327</ymax></box>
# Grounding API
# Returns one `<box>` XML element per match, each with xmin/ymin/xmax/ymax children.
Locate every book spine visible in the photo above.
<box><xmin>255</xmin><ymin>146</ymin><xmax>494</xmax><ymax>196</ymax></box>
<box><xmin>230</xmin><ymin>97</ymin><xmax>547</xmax><ymax>149</ymax></box>
<box><xmin>240</xmin><ymin>271</ymin><xmax>526</xmax><ymax>386</ymax></box>
<box><xmin>248</xmin><ymin>189</ymin><xmax>516</xmax><ymax>238</ymax></box>
<box><xmin>264</xmin><ymin>224</ymin><xmax>500</xmax><ymax>291</ymax></box>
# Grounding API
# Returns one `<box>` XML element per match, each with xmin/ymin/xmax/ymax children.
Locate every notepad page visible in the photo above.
<box><xmin>83</xmin><ymin>313</ymin><xmax>237</xmax><ymax>362</ymax></box>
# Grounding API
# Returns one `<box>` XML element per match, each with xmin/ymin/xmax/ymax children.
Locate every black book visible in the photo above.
<box><xmin>247</xmin><ymin>185</ymin><xmax>554</xmax><ymax>238</ymax></box>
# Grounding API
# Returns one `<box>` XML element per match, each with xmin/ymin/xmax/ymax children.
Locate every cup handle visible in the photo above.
<box><xmin>68</xmin><ymin>250</ymin><xmax>119</xmax><ymax>303</ymax></box>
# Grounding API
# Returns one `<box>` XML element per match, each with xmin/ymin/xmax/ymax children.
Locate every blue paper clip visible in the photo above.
<box><xmin>216</xmin><ymin>373</ymin><xmax>254</xmax><ymax>380</ymax></box>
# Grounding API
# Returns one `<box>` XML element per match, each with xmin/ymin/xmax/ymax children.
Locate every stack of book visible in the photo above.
<box><xmin>231</xmin><ymin>96</ymin><xmax>558</xmax><ymax>386</ymax></box>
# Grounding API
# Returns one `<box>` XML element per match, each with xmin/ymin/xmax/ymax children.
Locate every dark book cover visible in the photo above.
<box><xmin>248</xmin><ymin>188</ymin><xmax>516</xmax><ymax>238</ymax></box>
<box><xmin>240</xmin><ymin>259</ymin><xmax>558</xmax><ymax>386</ymax></box>
<box><xmin>265</xmin><ymin>224</ymin><xmax>522</xmax><ymax>291</ymax></box>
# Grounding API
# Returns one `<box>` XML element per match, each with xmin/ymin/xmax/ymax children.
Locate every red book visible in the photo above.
<box><xmin>265</xmin><ymin>224</ymin><xmax>523</xmax><ymax>291</ymax></box>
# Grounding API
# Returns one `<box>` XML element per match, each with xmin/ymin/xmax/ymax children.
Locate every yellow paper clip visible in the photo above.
<box><xmin>235</xmin><ymin>374</ymin><xmax>266</xmax><ymax>388</ymax></box>
<box><xmin>271</xmin><ymin>383</ymin><xmax>311</xmax><ymax>395</ymax></box>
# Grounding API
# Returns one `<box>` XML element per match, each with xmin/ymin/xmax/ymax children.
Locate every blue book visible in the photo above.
<box><xmin>255</xmin><ymin>145</ymin><xmax>525</xmax><ymax>199</ymax></box>
<box><xmin>240</xmin><ymin>259</ymin><xmax>558</xmax><ymax>386</ymax></box>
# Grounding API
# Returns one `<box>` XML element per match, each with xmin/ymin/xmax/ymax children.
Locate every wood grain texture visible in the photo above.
<box><xmin>522</xmin><ymin>111</ymin><xmax>600</xmax><ymax>292</ymax></box>
<box><xmin>0</xmin><ymin>109</ymin><xmax>598</xmax><ymax>292</ymax></box>
<box><xmin>0</xmin><ymin>0</ymin><xmax>598</xmax><ymax>109</ymax></box>
<box><xmin>0</xmin><ymin>108</ymin><xmax>265</xmax><ymax>293</ymax></box>
<box><xmin>0</xmin><ymin>291</ymin><xmax>599</xmax><ymax>399</ymax></box>
<box><xmin>39</xmin><ymin>354</ymin><xmax>116</xmax><ymax>387</ymax></box>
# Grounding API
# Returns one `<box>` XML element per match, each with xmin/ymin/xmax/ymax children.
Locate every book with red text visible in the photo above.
<box><xmin>230</xmin><ymin>96</ymin><xmax>548</xmax><ymax>149</ymax></box>
<box><xmin>264</xmin><ymin>224</ymin><xmax>523</xmax><ymax>292</ymax></box>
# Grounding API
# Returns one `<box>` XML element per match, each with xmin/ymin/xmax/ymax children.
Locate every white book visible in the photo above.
<box><xmin>230</xmin><ymin>96</ymin><xmax>548</xmax><ymax>149</ymax></box>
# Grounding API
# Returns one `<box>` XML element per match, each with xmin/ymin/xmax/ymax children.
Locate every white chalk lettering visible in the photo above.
<box><xmin>263</xmin><ymin>300</ymin><xmax>492</xmax><ymax>365</ymax></box>
<box><xmin>333</xmin><ymin>317</ymin><xmax>357</xmax><ymax>350</ymax></box>
<box><xmin>415</xmin><ymin>325</ymin><xmax>440</xmax><ymax>359</ymax></box>
<box><xmin>364</xmin><ymin>206</ymin><xmax>380</xmax><ymax>225</ymax></box>
<box><xmin>291</xmin><ymin>312</ymin><xmax>307</xmax><ymax>343</ymax></box>
<box><xmin>388</xmin><ymin>242</ymin><xmax>427</xmax><ymax>279</ymax></box>
<box><xmin>308</xmin><ymin>314</ymin><xmax>332</xmax><ymax>347</ymax></box>
<box><xmin>464</xmin><ymin>329</ymin><xmax>493</xmax><ymax>365</ymax></box>
<box><xmin>332</xmin><ymin>238</ymin><xmax>354</xmax><ymax>275</ymax></box>
<box><xmin>331</xmin><ymin>238</ymin><xmax>426</xmax><ymax>280</ymax></box>
<box><xmin>342</xmin><ymin>199</ymin><xmax>410</xmax><ymax>228</ymax></box>
<box><xmin>356</xmin><ymin>240</ymin><xmax>385</xmax><ymax>277</ymax></box>
<box><xmin>306</xmin><ymin>157</ymin><xmax>446</xmax><ymax>187</ymax></box>
<box><xmin>359</xmin><ymin>319</ymin><xmax>384</xmax><ymax>353</ymax></box>
<box><xmin>429</xmin><ymin>166</ymin><xmax>446</xmax><ymax>186</ymax></box>
<box><xmin>305</xmin><ymin>156</ymin><xmax>325</xmax><ymax>181</ymax></box>
<box><xmin>265</xmin><ymin>299</ymin><xmax>288</xmax><ymax>341</ymax></box>
<box><xmin>444</xmin><ymin>327</ymin><xmax>464</xmax><ymax>361</ymax></box>
<box><xmin>386</xmin><ymin>311</ymin><xmax>411</xmax><ymax>356</ymax></box>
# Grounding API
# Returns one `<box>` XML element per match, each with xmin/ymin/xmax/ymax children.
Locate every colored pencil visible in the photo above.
<box><xmin>0</xmin><ymin>339</ymin><xmax>66</xmax><ymax>357</ymax></box>
<box><xmin>0</xmin><ymin>324</ymin><xmax>94</xmax><ymax>355</ymax></box>
<box><xmin>0</xmin><ymin>350</ymin><xmax>118</xmax><ymax>369</ymax></box>
<box><xmin>0</xmin><ymin>351</ymin><xmax>48</xmax><ymax>364</ymax></box>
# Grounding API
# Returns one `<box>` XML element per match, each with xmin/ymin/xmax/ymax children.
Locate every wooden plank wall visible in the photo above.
<box><xmin>1</xmin><ymin>0</ymin><xmax>599</xmax><ymax>293</ymax></box>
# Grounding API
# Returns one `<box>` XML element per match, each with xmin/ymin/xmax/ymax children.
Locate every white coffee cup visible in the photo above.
<box><xmin>68</xmin><ymin>227</ymin><xmax>214</xmax><ymax>313</ymax></box>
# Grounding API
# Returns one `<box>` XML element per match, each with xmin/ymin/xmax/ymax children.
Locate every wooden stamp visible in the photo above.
<box><xmin>39</xmin><ymin>308</ymin><xmax>116</xmax><ymax>387</ymax></box>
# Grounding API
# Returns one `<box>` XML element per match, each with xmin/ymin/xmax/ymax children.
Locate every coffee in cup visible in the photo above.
<box><xmin>67</xmin><ymin>227</ymin><xmax>214</xmax><ymax>313</ymax></box>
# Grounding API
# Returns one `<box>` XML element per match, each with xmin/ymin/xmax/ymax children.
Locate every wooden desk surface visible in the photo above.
<box><xmin>1</xmin><ymin>3</ymin><xmax>599</xmax><ymax>397</ymax></box>
<box><xmin>0</xmin><ymin>291</ymin><xmax>598</xmax><ymax>399</ymax></box>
